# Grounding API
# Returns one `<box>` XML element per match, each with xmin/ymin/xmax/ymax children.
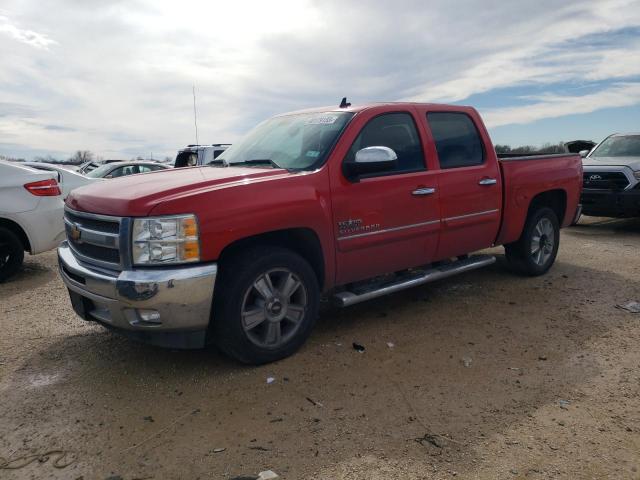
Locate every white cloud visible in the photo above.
<box><xmin>0</xmin><ymin>15</ymin><xmax>56</xmax><ymax>49</ymax></box>
<box><xmin>482</xmin><ymin>82</ymin><xmax>640</xmax><ymax>127</ymax></box>
<box><xmin>0</xmin><ymin>0</ymin><xmax>639</xmax><ymax>159</ymax></box>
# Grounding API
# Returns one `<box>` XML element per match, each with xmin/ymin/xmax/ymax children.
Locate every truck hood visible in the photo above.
<box><xmin>66</xmin><ymin>166</ymin><xmax>293</xmax><ymax>216</ymax></box>
<box><xmin>583</xmin><ymin>156</ymin><xmax>640</xmax><ymax>171</ymax></box>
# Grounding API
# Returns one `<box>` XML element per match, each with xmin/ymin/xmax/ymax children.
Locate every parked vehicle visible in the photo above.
<box><xmin>174</xmin><ymin>144</ymin><xmax>231</xmax><ymax>168</ymax></box>
<box><xmin>85</xmin><ymin>161</ymin><xmax>170</xmax><ymax>179</ymax></box>
<box><xmin>580</xmin><ymin>133</ymin><xmax>640</xmax><ymax>218</ymax></box>
<box><xmin>0</xmin><ymin>161</ymin><xmax>65</xmax><ymax>281</ymax></box>
<box><xmin>22</xmin><ymin>162</ymin><xmax>102</xmax><ymax>199</ymax></box>
<box><xmin>59</xmin><ymin>102</ymin><xmax>582</xmax><ymax>364</ymax></box>
<box><xmin>76</xmin><ymin>159</ymin><xmax>123</xmax><ymax>175</ymax></box>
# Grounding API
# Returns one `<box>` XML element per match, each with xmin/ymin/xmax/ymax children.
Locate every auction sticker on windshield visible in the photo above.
<box><xmin>305</xmin><ymin>114</ymin><xmax>339</xmax><ymax>125</ymax></box>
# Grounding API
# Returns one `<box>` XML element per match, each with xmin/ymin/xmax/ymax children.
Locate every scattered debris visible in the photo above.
<box><xmin>415</xmin><ymin>433</ymin><xmax>447</xmax><ymax>449</ymax></box>
<box><xmin>616</xmin><ymin>301</ymin><xmax>640</xmax><ymax>314</ymax></box>
<box><xmin>257</xmin><ymin>471</ymin><xmax>279</xmax><ymax>480</ymax></box>
<box><xmin>266</xmin><ymin>377</ymin><xmax>275</xmax><ymax>384</ymax></box>
<box><xmin>352</xmin><ymin>342</ymin><xmax>365</xmax><ymax>352</ymax></box>
<box><xmin>507</xmin><ymin>367</ymin><xmax>521</xmax><ymax>371</ymax></box>
<box><xmin>143</xmin><ymin>416</ymin><xmax>154</xmax><ymax>423</ymax></box>
<box><xmin>538</xmin><ymin>355</ymin><xmax>548</xmax><ymax>361</ymax></box>
<box><xmin>0</xmin><ymin>450</ymin><xmax>76</xmax><ymax>470</ymax></box>
<box><xmin>462</xmin><ymin>356</ymin><xmax>473</xmax><ymax>368</ymax></box>
<box><xmin>248</xmin><ymin>446</ymin><xmax>270</xmax><ymax>452</ymax></box>
<box><xmin>305</xmin><ymin>396</ymin><xmax>324</xmax><ymax>407</ymax></box>
<box><xmin>559</xmin><ymin>400</ymin><xmax>570</xmax><ymax>410</ymax></box>
<box><xmin>386</xmin><ymin>342</ymin><xmax>395</xmax><ymax>348</ymax></box>
<box><xmin>212</xmin><ymin>448</ymin><xmax>226</xmax><ymax>453</ymax></box>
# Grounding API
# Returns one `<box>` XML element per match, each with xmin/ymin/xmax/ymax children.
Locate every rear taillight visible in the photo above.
<box><xmin>24</xmin><ymin>179</ymin><xmax>62</xmax><ymax>196</ymax></box>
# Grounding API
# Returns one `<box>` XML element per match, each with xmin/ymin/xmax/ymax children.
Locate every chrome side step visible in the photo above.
<box><xmin>332</xmin><ymin>254</ymin><xmax>496</xmax><ymax>307</ymax></box>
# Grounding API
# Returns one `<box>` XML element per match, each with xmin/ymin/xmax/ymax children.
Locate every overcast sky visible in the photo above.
<box><xmin>1</xmin><ymin>0</ymin><xmax>639</xmax><ymax>160</ymax></box>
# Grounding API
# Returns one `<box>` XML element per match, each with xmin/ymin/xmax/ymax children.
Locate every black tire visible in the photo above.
<box><xmin>505</xmin><ymin>207</ymin><xmax>560</xmax><ymax>276</ymax></box>
<box><xmin>0</xmin><ymin>227</ymin><xmax>25</xmax><ymax>282</ymax></box>
<box><xmin>211</xmin><ymin>246</ymin><xmax>320</xmax><ymax>365</ymax></box>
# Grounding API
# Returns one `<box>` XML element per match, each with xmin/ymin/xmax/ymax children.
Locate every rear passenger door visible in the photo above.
<box><xmin>425</xmin><ymin>111</ymin><xmax>502</xmax><ymax>258</ymax></box>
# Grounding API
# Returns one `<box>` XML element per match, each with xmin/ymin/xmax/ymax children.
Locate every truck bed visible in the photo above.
<box><xmin>495</xmin><ymin>153</ymin><xmax>582</xmax><ymax>246</ymax></box>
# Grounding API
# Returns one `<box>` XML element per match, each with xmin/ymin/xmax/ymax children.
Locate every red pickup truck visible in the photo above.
<box><xmin>59</xmin><ymin>102</ymin><xmax>582</xmax><ymax>364</ymax></box>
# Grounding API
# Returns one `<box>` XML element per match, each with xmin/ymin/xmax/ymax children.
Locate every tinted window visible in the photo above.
<box><xmin>346</xmin><ymin>112</ymin><xmax>424</xmax><ymax>175</ymax></box>
<box><xmin>427</xmin><ymin>112</ymin><xmax>484</xmax><ymax>169</ymax></box>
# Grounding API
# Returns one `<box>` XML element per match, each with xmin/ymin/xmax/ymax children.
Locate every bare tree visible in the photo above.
<box><xmin>69</xmin><ymin>150</ymin><xmax>94</xmax><ymax>165</ymax></box>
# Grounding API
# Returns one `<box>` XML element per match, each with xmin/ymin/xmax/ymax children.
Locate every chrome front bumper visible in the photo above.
<box><xmin>58</xmin><ymin>241</ymin><xmax>217</xmax><ymax>348</ymax></box>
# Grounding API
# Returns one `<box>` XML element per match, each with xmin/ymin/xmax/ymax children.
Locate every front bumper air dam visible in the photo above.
<box><xmin>57</xmin><ymin>241</ymin><xmax>217</xmax><ymax>349</ymax></box>
<box><xmin>581</xmin><ymin>189</ymin><xmax>640</xmax><ymax>217</ymax></box>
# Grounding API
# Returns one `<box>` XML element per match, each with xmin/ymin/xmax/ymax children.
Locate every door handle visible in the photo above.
<box><xmin>478</xmin><ymin>178</ymin><xmax>497</xmax><ymax>186</ymax></box>
<box><xmin>412</xmin><ymin>187</ymin><xmax>436</xmax><ymax>196</ymax></box>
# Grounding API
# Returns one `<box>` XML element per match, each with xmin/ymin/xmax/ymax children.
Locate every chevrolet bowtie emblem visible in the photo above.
<box><xmin>70</xmin><ymin>224</ymin><xmax>82</xmax><ymax>242</ymax></box>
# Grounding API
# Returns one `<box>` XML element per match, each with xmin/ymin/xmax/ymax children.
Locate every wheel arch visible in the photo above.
<box><xmin>527</xmin><ymin>189</ymin><xmax>567</xmax><ymax>224</ymax></box>
<box><xmin>217</xmin><ymin>228</ymin><xmax>326</xmax><ymax>290</ymax></box>
<box><xmin>0</xmin><ymin>218</ymin><xmax>32</xmax><ymax>253</ymax></box>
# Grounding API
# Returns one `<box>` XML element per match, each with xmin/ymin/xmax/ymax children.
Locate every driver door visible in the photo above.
<box><xmin>330</xmin><ymin>109</ymin><xmax>441</xmax><ymax>285</ymax></box>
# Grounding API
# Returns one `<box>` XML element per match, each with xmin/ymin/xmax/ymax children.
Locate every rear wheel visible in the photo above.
<box><xmin>0</xmin><ymin>227</ymin><xmax>25</xmax><ymax>282</ymax></box>
<box><xmin>505</xmin><ymin>207</ymin><xmax>559</xmax><ymax>276</ymax></box>
<box><xmin>211</xmin><ymin>246</ymin><xmax>319</xmax><ymax>364</ymax></box>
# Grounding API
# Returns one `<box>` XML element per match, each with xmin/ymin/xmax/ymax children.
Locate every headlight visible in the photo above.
<box><xmin>132</xmin><ymin>214</ymin><xmax>200</xmax><ymax>265</ymax></box>
<box><xmin>634</xmin><ymin>170</ymin><xmax>640</xmax><ymax>180</ymax></box>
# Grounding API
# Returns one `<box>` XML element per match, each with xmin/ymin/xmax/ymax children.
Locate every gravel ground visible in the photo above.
<box><xmin>1</xmin><ymin>216</ymin><xmax>639</xmax><ymax>480</ymax></box>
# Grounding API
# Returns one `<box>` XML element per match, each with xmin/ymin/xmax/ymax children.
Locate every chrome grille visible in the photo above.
<box><xmin>64</xmin><ymin>208</ymin><xmax>123</xmax><ymax>270</ymax></box>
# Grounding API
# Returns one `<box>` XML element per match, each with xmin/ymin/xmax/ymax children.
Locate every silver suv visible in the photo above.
<box><xmin>581</xmin><ymin>133</ymin><xmax>640</xmax><ymax>217</ymax></box>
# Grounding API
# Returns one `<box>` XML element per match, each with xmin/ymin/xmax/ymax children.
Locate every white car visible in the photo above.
<box><xmin>0</xmin><ymin>161</ymin><xmax>66</xmax><ymax>281</ymax></box>
<box><xmin>22</xmin><ymin>162</ymin><xmax>103</xmax><ymax>199</ymax></box>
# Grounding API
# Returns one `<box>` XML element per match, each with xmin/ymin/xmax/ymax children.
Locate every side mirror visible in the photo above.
<box><xmin>344</xmin><ymin>146</ymin><xmax>397</xmax><ymax>181</ymax></box>
<box><xmin>579</xmin><ymin>150</ymin><xmax>590</xmax><ymax>158</ymax></box>
<box><xmin>104</xmin><ymin>174</ymin><xmax>113</xmax><ymax>179</ymax></box>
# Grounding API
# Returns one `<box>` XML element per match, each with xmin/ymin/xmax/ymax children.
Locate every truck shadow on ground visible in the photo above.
<box><xmin>570</xmin><ymin>216</ymin><xmax>640</xmax><ymax>234</ymax></box>
<box><xmin>3</xmin><ymin>255</ymin><xmax>633</xmax><ymax>478</ymax></box>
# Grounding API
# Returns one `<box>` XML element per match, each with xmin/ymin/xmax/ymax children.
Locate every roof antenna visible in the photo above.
<box><xmin>339</xmin><ymin>97</ymin><xmax>351</xmax><ymax>108</ymax></box>
<box><xmin>192</xmin><ymin>84</ymin><xmax>199</xmax><ymax>145</ymax></box>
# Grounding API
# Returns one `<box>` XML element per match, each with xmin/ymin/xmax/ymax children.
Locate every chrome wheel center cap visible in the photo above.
<box><xmin>266</xmin><ymin>299</ymin><xmax>286</xmax><ymax>321</ymax></box>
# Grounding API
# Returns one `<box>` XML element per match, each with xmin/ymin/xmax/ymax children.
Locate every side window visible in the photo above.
<box><xmin>427</xmin><ymin>112</ymin><xmax>485</xmax><ymax>169</ymax></box>
<box><xmin>346</xmin><ymin>112</ymin><xmax>424</xmax><ymax>175</ymax></box>
<box><xmin>138</xmin><ymin>165</ymin><xmax>152</xmax><ymax>173</ymax></box>
<box><xmin>109</xmin><ymin>167</ymin><xmax>125</xmax><ymax>177</ymax></box>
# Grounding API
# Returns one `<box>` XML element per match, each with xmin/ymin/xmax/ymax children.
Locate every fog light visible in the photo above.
<box><xmin>138</xmin><ymin>309</ymin><xmax>161</xmax><ymax>324</ymax></box>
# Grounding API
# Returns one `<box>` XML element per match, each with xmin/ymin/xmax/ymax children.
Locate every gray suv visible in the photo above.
<box><xmin>581</xmin><ymin>133</ymin><xmax>640</xmax><ymax>218</ymax></box>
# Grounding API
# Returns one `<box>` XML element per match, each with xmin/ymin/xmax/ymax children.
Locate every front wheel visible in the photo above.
<box><xmin>505</xmin><ymin>207</ymin><xmax>560</xmax><ymax>276</ymax></box>
<box><xmin>0</xmin><ymin>227</ymin><xmax>25</xmax><ymax>282</ymax></box>
<box><xmin>211</xmin><ymin>246</ymin><xmax>319</xmax><ymax>364</ymax></box>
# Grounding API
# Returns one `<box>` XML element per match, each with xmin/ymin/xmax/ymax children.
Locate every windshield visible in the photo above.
<box><xmin>591</xmin><ymin>135</ymin><xmax>640</xmax><ymax>158</ymax></box>
<box><xmin>216</xmin><ymin>111</ymin><xmax>353</xmax><ymax>170</ymax></box>
<box><xmin>86</xmin><ymin>164</ymin><xmax>115</xmax><ymax>177</ymax></box>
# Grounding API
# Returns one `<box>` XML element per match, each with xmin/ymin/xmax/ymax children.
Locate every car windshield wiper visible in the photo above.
<box><xmin>228</xmin><ymin>159</ymin><xmax>282</xmax><ymax>169</ymax></box>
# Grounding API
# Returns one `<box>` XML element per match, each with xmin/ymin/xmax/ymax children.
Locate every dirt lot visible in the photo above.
<box><xmin>1</xmin><ymin>216</ymin><xmax>639</xmax><ymax>479</ymax></box>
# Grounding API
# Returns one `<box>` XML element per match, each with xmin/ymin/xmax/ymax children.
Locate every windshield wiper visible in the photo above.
<box><xmin>229</xmin><ymin>159</ymin><xmax>282</xmax><ymax>169</ymax></box>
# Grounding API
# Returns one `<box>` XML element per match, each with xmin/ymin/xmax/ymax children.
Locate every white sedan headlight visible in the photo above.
<box><xmin>132</xmin><ymin>214</ymin><xmax>200</xmax><ymax>265</ymax></box>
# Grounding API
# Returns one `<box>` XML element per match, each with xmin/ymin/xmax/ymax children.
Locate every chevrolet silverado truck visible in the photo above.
<box><xmin>580</xmin><ymin>133</ymin><xmax>640</xmax><ymax>217</ymax></box>
<box><xmin>59</xmin><ymin>102</ymin><xmax>582</xmax><ymax>364</ymax></box>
